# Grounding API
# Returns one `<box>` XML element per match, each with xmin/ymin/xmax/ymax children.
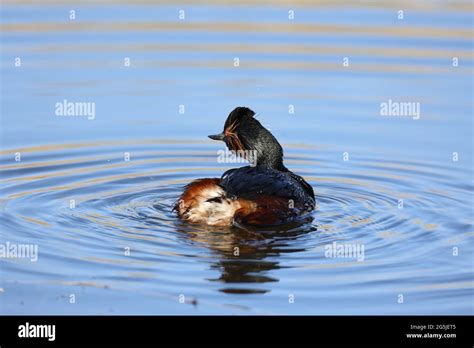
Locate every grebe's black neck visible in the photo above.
<box><xmin>209</xmin><ymin>107</ymin><xmax>288</xmax><ymax>172</ymax></box>
<box><xmin>254</xmin><ymin>143</ymin><xmax>288</xmax><ymax>172</ymax></box>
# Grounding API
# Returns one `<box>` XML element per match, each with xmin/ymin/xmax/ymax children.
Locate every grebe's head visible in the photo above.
<box><xmin>208</xmin><ymin>107</ymin><xmax>287</xmax><ymax>171</ymax></box>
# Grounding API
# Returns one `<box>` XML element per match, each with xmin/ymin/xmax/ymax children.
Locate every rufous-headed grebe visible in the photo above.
<box><xmin>175</xmin><ymin>107</ymin><xmax>315</xmax><ymax>226</ymax></box>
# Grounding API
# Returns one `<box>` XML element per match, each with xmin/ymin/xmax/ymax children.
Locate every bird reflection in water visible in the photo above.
<box><xmin>174</xmin><ymin>217</ymin><xmax>316</xmax><ymax>294</ymax></box>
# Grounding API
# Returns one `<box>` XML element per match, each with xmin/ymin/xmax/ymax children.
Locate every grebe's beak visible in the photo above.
<box><xmin>208</xmin><ymin>133</ymin><xmax>225</xmax><ymax>141</ymax></box>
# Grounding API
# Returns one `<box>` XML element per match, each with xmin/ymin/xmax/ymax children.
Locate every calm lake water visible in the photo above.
<box><xmin>0</xmin><ymin>1</ymin><xmax>472</xmax><ymax>314</ymax></box>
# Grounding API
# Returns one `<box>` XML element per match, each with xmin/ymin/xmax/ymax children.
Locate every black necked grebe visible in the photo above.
<box><xmin>175</xmin><ymin>107</ymin><xmax>315</xmax><ymax>226</ymax></box>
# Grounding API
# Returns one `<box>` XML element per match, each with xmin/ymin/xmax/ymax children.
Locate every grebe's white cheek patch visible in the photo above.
<box><xmin>204</xmin><ymin>199</ymin><xmax>236</xmax><ymax>226</ymax></box>
<box><xmin>177</xmin><ymin>184</ymin><xmax>238</xmax><ymax>226</ymax></box>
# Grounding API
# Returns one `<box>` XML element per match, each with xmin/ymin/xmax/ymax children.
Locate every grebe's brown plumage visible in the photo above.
<box><xmin>175</xmin><ymin>107</ymin><xmax>315</xmax><ymax>227</ymax></box>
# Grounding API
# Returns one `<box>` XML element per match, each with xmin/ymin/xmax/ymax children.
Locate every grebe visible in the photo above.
<box><xmin>175</xmin><ymin>107</ymin><xmax>315</xmax><ymax>226</ymax></box>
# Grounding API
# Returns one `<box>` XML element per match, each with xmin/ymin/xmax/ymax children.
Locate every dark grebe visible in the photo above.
<box><xmin>175</xmin><ymin>107</ymin><xmax>315</xmax><ymax>226</ymax></box>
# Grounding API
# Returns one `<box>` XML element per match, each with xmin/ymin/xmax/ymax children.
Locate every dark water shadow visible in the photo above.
<box><xmin>173</xmin><ymin>216</ymin><xmax>316</xmax><ymax>295</ymax></box>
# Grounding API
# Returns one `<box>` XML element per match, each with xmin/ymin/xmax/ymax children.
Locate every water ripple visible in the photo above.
<box><xmin>0</xmin><ymin>140</ymin><xmax>471</xmax><ymax>314</ymax></box>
